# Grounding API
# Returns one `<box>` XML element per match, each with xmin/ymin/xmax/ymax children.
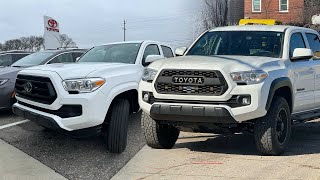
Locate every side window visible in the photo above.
<box><xmin>289</xmin><ymin>33</ymin><xmax>306</xmax><ymax>59</ymax></box>
<box><xmin>0</xmin><ymin>54</ymin><xmax>13</xmax><ymax>66</ymax></box>
<box><xmin>142</xmin><ymin>44</ymin><xmax>160</xmax><ymax>65</ymax></box>
<box><xmin>72</xmin><ymin>52</ymin><xmax>84</xmax><ymax>62</ymax></box>
<box><xmin>48</xmin><ymin>53</ymin><xmax>73</xmax><ymax>64</ymax></box>
<box><xmin>306</xmin><ymin>33</ymin><xmax>320</xmax><ymax>60</ymax></box>
<box><xmin>161</xmin><ymin>46</ymin><xmax>174</xmax><ymax>58</ymax></box>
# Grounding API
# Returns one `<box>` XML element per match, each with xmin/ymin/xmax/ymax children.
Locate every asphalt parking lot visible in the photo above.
<box><xmin>1</xmin><ymin>110</ymin><xmax>320</xmax><ymax>179</ymax></box>
<box><xmin>0</xmin><ymin>110</ymin><xmax>145</xmax><ymax>180</ymax></box>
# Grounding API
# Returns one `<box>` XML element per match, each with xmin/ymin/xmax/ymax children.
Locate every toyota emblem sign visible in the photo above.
<box><xmin>46</xmin><ymin>19</ymin><xmax>59</xmax><ymax>32</ymax></box>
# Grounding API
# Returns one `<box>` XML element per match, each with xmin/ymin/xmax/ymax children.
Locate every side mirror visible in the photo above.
<box><xmin>76</xmin><ymin>57</ymin><xmax>80</xmax><ymax>61</ymax></box>
<box><xmin>145</xmin><ymin>55</ymin><xmax>164</xmax><ymax>64</ymax></box>
<box><xmin>291</xmin><ymin>48</ymin><xmax>313</xmax><ymax>61</ymax></box>
<box><xmin>175</xmin><ymin>47</ymin><xmax>188</xmax><ymax>56</ymax></box>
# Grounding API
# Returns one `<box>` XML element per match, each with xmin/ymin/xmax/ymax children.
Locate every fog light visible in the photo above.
<box><xmin>242</xmin><ymin>97</ymin><xmax>251</xmax><ymax>105</ymax></box>
<box><xmin>143</xmin><ymin>92</ymin><xmax>150</xmax><ymax>102</ymax></box>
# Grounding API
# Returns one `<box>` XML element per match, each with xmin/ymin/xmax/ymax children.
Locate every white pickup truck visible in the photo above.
<box><xmin>12</xmin><ymin>41</ymin><xmax>174</xmax><ymax>153</ymax></box>
<box><xmin>139</xmin><ymin>25</ymin><xmax>320</xmax><ymax>155</ymax></box>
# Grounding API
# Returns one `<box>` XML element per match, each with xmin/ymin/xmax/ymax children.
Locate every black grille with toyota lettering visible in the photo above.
<box><xmin>155</xmin><ymin>70</ymin><xmax>228</xmax><ymax>95</ymax></box>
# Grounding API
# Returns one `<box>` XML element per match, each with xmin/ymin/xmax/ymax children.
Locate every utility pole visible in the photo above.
<box><xmin>123</xmin><ymin>19</ymin><xmax>126</xmax><ymax>41</ymax></box>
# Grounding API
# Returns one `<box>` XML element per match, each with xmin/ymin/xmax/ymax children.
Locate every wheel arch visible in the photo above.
<box><xmin>265</xmin><ymin>77</ymin><xmax>293</xmax><ymax>112</ymax></box>
<box><xmin>111</xmin><ymin>89</ymin><xmax>139</xmax><ymax>113</ymax></box>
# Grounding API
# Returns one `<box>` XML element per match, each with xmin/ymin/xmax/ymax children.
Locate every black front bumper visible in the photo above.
<box><xmin>12</xmin><ymin>104</ymin><xmax>102</xmax><ymax>137</ymax></box>
<box><xmin>150</xmin><ymin>104</ymin><xmax>237</xmax><ymax>123</ymax></box>
<box><xmin>12</xmin><ymin>105</ymin><xmax>60</xmax><ymax>130</ymax></box>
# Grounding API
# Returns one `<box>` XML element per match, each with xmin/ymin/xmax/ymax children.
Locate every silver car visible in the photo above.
<box><xmin>0</xmin><ymin>51</ymin><xmax>33</xmax><ymax>67</ymax></box>
<box><xmin>0</xmin><ymin>49</ymin><xmax>86</xmax><ymax>110</ymax></box>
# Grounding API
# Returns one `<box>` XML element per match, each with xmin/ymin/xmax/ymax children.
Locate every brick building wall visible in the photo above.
<box><xmin>244</xmin><ymin>0</ymin><xmax>305</xmax><ymax>24</ymax></box>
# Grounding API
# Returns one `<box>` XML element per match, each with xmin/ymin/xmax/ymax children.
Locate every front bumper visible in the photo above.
<box><xmin>150</xmin><ymin>103</ymin><xmax>237</xmax><ymax>123</ymax></box>
<box><xmin>12</xmin><ymin>104</ymin><xmax>102</xmax><ymax>136</ymax></box>
<box><xmin>139</xmin><ymin>79</ymin><xmax>269</xmax><ymax>123</ymax></box>
<box><xmin>12</xmin><ymin>104</ymin><xmax>60</xmax><ymax>130</ymax></box>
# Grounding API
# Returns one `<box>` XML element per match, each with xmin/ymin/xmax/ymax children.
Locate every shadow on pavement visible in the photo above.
<box><xmin>174</xmin><ymin>121</ymin><xmax>320</xmax><ymax>156</ymax></box>
<box><xmin>0</xmin><ymin>109</ymin><xmax>13</xmax><ymax>117</ymax></box>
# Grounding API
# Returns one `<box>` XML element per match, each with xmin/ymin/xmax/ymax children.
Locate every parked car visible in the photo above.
<box><xmin>12</xmin><ymin>41</ymin><xmax>174</xmax><ymax>153</ymax></box>
<box><xmin>139</xmin><ymin>23</ymin><xmax>320</xmax><ymax>155</ymax></box>
<box><xmin>0</xmin><ymin>51</ymin><xmax>33</xmax><ymax>67</ymax></box>
<box><xmin>0</xmin><ymin>49</ymin><xmax>86</xmax><ymax>111</ymax></box>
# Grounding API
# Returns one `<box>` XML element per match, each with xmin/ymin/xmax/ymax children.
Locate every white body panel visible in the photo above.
<box><xmin>14</xmin><ymin>41</ymin><xmax>173</xmax><ymax>131</ymax></box>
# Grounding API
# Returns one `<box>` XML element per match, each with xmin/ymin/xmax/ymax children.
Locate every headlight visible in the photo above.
<box><xmin>0</xmin><ymin>79</ymin><xmax>8</xmax><ymax>86</ymax></box>
<box><xmin>62</xmin><ymin>78</ymin><xmax>105</xmax><ymax>93</ymax></box>
<box><xmin>230</xmin><ymin>70</ymin><xmax>268</xmax><ymax>85</ymax></box>
<box><xmin>142</xmin><ymin>68</ymin><xmax>158</xmax><ymax>82</ymax></box>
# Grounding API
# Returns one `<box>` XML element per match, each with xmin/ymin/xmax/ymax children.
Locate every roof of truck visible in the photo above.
<box><xmin>209</xmin><ymin>25</ymin><xmax>312</xmax><ymax>32</ymax></box>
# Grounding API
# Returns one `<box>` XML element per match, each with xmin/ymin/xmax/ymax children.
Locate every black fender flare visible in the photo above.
<box><xmin>265</xmin><ymin>77</ymin><xmax>293</xmax><ymax>111</ymax></box>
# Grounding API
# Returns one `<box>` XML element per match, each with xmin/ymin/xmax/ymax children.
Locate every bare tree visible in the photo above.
<box><xmin>304</xmin><ymin>0</ymin><xmax>320</xmax><ymax>24</ymax></box>
<box><xmin>0</xmin><ymin>36</ymin><xmax>45</xmax><ymax>51</ymax></box>
<box><xmin>202</xmin><ymin>0</ymin><xmax>228</xmax><ymax>30</ymax></box>
<box><xmin>56</xmin><ymin>34</ymin><xmax>77</xmax><ymax>49</ymax></box>
<box><xmin>2</xmin><ymin>39</ymin><xmax>23</xmax><ymax>51</ymax></box>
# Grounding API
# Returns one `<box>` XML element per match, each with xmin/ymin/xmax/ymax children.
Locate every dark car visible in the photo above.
<box><xmin>0</xmin><ymin>49</ymin><xmax>87</xmax><ymax>110</ymax></box>
<box><xmin>0</xmin><ymin>51</ymin><xmax>33</xmax><ymax>67</ymax></box>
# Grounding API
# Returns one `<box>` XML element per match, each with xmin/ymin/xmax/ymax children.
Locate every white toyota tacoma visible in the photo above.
<box><xmin>139</xmin><ymin>25</ymin><xmax>320</xmax><ymax>155</ymax></box>
<box><xmin>12</xmin><ymin>41</ymin><xmax>174</xmax><ymax>153</ymax></box>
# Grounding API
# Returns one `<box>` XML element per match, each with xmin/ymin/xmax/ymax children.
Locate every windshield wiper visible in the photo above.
<box><xmin>12</xmin><ymin>65</ymin><xmax>23</xmax><ymax>68</ymax></box>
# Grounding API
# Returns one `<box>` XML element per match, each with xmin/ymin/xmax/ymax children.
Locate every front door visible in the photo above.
<box><xmin>289</xmin><ymin>32</ymin><xmax>315</xmax><ymax>113</ymax></box>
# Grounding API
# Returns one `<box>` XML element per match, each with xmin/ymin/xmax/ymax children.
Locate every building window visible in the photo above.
<box><xmin>252</xmin><ymin>0</ymin><xmax>261</xmax><ymax>12</ymax></box>
<box><xmin>279</xmin><ymin>0</ymin><xmax>289</xmax><ymax>12</ymax></box>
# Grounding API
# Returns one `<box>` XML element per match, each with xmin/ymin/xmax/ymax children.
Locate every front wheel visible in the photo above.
<box><xmin>141</xmin><ymin>112</ymin><xmax>180</xmax><ymax>149</ymax></box>
<box><xmin>105</xmin><ymin>99</ymin><xmax>130</xmax><ymax>153</ymax></box>
<box><xmin>254</xmin><ymin>96</ymin><xmax>291</xmax><ymax>155</ymax></box>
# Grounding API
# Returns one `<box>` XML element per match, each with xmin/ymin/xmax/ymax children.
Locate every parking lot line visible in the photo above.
<box><xmin>0</xmin><ymin>120</ymin><xmax>30</xmax><ymax>130</ymax></box>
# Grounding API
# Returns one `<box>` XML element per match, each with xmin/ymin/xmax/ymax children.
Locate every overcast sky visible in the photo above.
<box><xmin>0</xmin><ymin>0</ymin><xmax>203</xmax><ymax>48</ymax></box>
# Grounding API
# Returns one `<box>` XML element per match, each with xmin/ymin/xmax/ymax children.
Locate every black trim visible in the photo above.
<box><xmin>290</xmin><ymin>56</ymin><xmax>313</xmax><ymax>61</ymax></box>
<box><xmin>150</xmin><ymin>104</ymin><xmax>237</xmax><ymax>123</ymax></box>
<box><xmin>18</xmin><ymin>101</ymin><xmax>82</xmax><ymax>118</ymax></box>
<box><xmin>13</xmin><ymin>105</ymin><xmax>60</xmax><ymax>130</ymax></box>
<box><xmin>12</xmin><ymin>105</ymin><xmax>101</xmax><ymax>137</ymax></box>
<box><xmin>147</xmin><ymin>93</ymin><xmax>250</xmax><ymax>108</ymax></box>
<box><xmin>266</xmin><ymin>77</ymin><xmax>293</xmax><ymax>111</ymax></box>
<box><xmin>154</xmin><ymin>69</ymin><xmax>228</xmax><ymax>96</ymax></box>
<box><xmin>15</xmin><ymin>75</ymin><xmax>57</xmax><ymax>105</ymax></box>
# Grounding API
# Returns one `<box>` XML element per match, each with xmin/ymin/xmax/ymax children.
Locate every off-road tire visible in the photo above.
<box><xmin>141</xmin><ymin>112</ymin><xmax>180</xmax><ymax>149</ymax></box>
<box><xmin>254</xmin><ymin>96</ymin><xmax>291</xmax><ymax>155</ymax></box>
<box><xmin>106</xmin><ymin>99</ymin><xmax>130</xmax><ymax>153</ymax></box>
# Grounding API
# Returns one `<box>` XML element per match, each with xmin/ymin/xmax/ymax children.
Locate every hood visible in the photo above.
<box><xmin>0</xmin><ymin>66</ymin><xmax>22</xmax><ymax>78</ymax></box>
<box><xmin>25</xmin><ymin>62</ymin><xmax>136</xmax><ymax>79</ymax></box>
<box><xmin>150</xmin><ymin>55</ymin><xmax>284</xmax><ymax>72</ymax></box>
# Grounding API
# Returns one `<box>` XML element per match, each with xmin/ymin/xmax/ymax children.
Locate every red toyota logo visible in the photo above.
<box><xmin>48</xmin><ymin>19</ymin><xmax>58</xmax><ymax>28</ymax></box>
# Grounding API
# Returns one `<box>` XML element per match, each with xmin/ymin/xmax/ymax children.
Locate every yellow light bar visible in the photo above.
<box><xmin>239</xmin><ymin>19</ymin><xmax>278</xmax><ymax>25</ymax></box>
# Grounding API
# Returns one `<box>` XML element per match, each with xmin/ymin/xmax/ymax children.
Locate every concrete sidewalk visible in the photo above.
<box><xmin>112</xmin><ymin>131</ymin><xmax>320</xmax><ymax>180</ymax></box>
<box><xmin>0</xmin><ymin>139</ymin><xmax>66</xmax><ymax>180</ymax></box>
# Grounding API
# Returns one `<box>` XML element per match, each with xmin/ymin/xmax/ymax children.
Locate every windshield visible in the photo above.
<box><xmin>78</xmin><ymin>43</ymin><xmax>141</xmax><ymax>64</ymax></box>
<box><xmin>187</xmin><ymin>31</ymin><xmax>284</xmax><ymax>58</ymax></box>
<box><xmin>11</xmin><ymin>52</ymin><xmax>55</xmax><ymax>67</ymax></box>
